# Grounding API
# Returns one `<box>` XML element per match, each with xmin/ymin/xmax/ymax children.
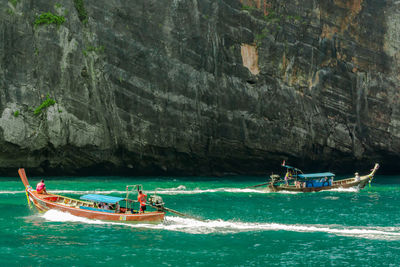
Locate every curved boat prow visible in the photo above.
<box><xmin>18</xmin><ymin>168</ymin><xmax>30</xmax><ymax>188</ymax></box>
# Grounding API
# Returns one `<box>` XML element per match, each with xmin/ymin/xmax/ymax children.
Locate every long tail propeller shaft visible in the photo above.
<box><xmin>149</xmin><ymin>204</ymin><xmax>205</xmax><ymax>222</ymax></box>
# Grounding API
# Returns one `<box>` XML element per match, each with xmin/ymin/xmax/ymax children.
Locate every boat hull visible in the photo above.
<box><xmin>27</xmin><ymin>189</ymin><xmax>165</xmax><ymax>223</ymax></box>
<box><xmin>268</xmin><ymin>179</ymin><xmax>369</xmax><ymax>192</ymax></box>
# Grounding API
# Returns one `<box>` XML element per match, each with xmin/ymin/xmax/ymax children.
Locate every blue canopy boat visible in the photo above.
<box><xmin>18</xmin><ymin>170</ymin><xmax>166</xmax><ymax>223</ymax></box>
<box><xmin>266</xmin><ymin>163</ymin><xmax>380</xmax><ymax>192</ymax></box>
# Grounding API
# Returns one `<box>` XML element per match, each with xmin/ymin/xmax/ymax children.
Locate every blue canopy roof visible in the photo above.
<box><xmin>297</xmin><ymin>172</ymin><xmax>335</xmax><ymax>179</ymax></box>
<box><xmin>80</xmin><ymin>194</ymin><xmax>125</xmax><ymax>204</ymax></box>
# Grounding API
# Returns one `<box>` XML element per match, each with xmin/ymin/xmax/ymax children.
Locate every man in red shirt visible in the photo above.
<box><xmin>137</xmin><ymin>190</ymin><xmax>147</xmax><ymax>213</ymax></box>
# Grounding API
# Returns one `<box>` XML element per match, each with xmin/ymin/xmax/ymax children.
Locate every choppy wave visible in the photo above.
<box><xmin>327</xmin><ymin>187</ymin><xmax>359</xmax><ymax>193</ymax></box>
<box><xmin>62</xmin><ymin>186</ymin><xmax>303</xmax><ymax>195</ymax></box>
<box><xmin>40</xmin><ymin>210</ymin><xmax>400</xmax><ymax>240</ymax></box>
<box><xmin>323</xmin><ymin>196</ymin><xmax>340</xmax><ymax>200</ymax></box>
<box><xmin>0</xmin><ymin>190</ymin><xmax>25</xmax><ymax>194</ymax></box>
<box><xmin>154</xmin><ymin>187</ymin><xmax>269</xmax><ymax>195</ymax></box>
<box><xmin>0</xmin><ymin>186</ymin><xmax>362</xmax><ymax>195</ymax></box>
<box><xmin>0</xmin><ymin>187</ymin><xmax>270</xmax><ymax>195</ymax></box>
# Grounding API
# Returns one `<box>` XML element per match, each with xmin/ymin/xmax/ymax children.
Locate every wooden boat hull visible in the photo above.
<box><xmin>19</xmin><ymin>169</ymin><xmax>165</xmax><ymax>223</ymax></box>
<box><xmin>27</xmin><ymin>189</ymin><xmax>165</xmax><ymax>222</ymax></box>
<box><xmin>28</xmin><ymin>190</ymin><xmax>165</xmax><ymax>223</ymax></box>
<box><xmin>268</xmin><ymin>163</ymin><xmax>379</xmax><ymax>193</ymax></box>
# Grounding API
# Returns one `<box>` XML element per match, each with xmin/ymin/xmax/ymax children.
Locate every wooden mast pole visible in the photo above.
<box><xmin>126</xmin><ymin>186</ymin><xmax>129</xmax><ymax>212</ymax></box>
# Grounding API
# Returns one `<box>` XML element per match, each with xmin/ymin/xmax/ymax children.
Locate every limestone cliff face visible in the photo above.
<box><xmin>0</xmin><ymin>0</ymin><xmax>399</xmax><ymax>175</ymax></box>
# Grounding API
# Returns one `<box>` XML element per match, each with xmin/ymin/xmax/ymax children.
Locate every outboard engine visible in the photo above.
<box><xmin>270</xmin><ymin>174</ymin><xmax>281</xmax><ymax>184</ymax></box>
<box><xmin>148</xmin><ymin>195</ymin><xmax>165</xmax><ymax>210</ymax></box>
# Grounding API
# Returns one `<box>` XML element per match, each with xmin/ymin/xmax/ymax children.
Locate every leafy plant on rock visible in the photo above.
<box><xmin>34</xmin><ymin>12</ymin><xmax>66</xmax><ymax>27</ymax></box>
<box><xmin>73</xmin><ymin>0</ymin><xmax>88</xmax><ymax>24</ymax></box>
<box><xmin>253</xmin><ymin>6</ymin><xmax>303</xmax><ymax>45</ymax></box>
<box><xmin>34</xmin><ymin>95</ymin><xmax>56</xmax><ymax>115</ymax></box>
<box><xmin>83</xmin><ymin>45</ymin><xmax>105</xmax><ymax>56</ymax></box>
<box><xmin>9</xmin><ymin>0</ymin><xmax>19</xmax><ymax>7</ymax></box>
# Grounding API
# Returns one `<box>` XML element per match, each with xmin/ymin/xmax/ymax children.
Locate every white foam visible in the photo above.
<box><xmin>328</xmin><ymin>187</ymin><xmax>359</xmax><ymax>193</ymax></box>
<box><xmin>0</xmin><ymin>187</ymin><xmax>269</xmax><ymax>195</ymax></box>
<box><xmin>0</xmin><ymin>185</ymin><xmax>365</xmax><ymax>196</ymax></box>
<box><xmin>323</xmin><ymin>196</ymin><xmax>340</xmax><ymax>200</ymax></box>
<box><xmin>0</xmin><ymin>190</ymin><xmax>24</xmax><ymax>194</ymax></box>
<box><xmin>154</xmin><ymin>187</ymin><xmax>270</xmax><ymax>195</ymax></box>
<box><xmin>42</xmin><ymin>209</ymin><xmax>105</xmax><ymax>224</ymax></box>
<box><xmin>176</xmin><ymin>185</ymin><xmax>186</xmax><ymax>190</ymax></box>
<box><xmin>39</xmin><ymin>210</ymin><xmax>400</xmax><ymax>240</ymax></box>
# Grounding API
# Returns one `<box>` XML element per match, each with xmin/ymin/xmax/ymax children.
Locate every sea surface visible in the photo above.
<box><xmin>0</xmin><ymin>174</ymin><xmax>399</xmax><ymax>266</ymax></box>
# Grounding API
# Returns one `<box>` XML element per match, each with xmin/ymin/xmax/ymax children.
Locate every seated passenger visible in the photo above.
<box><xmin>36</xmin><ymin>179</ymin><xmax>47</xmax><ymax>194</ymax></box>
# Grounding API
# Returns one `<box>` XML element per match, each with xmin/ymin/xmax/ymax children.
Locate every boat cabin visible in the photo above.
<box><xmin>296</xmin><ymin>172</ymin><xmax>335</xmax><ymax>188</ymax></box>
<box><xmin>281</xmin><ymin>164</ymin><xmax>335</xmax><ymax>188</ymax></box>
<box><xmin>79</xmin><ymin>194</ymin><xmax>140</xmax><ymax>214</ymax></box>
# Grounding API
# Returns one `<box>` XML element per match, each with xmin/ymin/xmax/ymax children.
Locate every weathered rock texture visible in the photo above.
<box><xmin>0</xmin><ymin>0</ymin><xmax>399</xmax><ymax>175</ymax></box>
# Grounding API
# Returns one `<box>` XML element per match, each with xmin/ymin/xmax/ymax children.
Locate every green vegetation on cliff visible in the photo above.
<box><xmin>9</xmin><ymin>0</ymin><xmax>19</xmax><ymax>7</ymax></box>
<box><xmin>73</xmin><ymin>0</ymin><xmax>88</xmax><ymax>24</ymax></box>
<box><xmin>34</xmin><ymin>95</ymin><xmax>56</xmax><ymax>115</ymax></box>
<box><xmin>34</xmin><ymin>12</ymin><xmax>65</xmax><ymax>27</ymax></box>
<box><xmin>83</xmin><ymin>45</ymin><xmax>105</xmax><ymax>56</ymax></box>
<box><xmin>243</xmin><ymin>4</ymin><xmax>303</xmax><ymax>46</ymax></box>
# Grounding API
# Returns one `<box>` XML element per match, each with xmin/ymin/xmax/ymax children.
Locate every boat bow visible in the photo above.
<box><xmin>18</xmin><ymin>168</ymin><xmax>30</xmax><ymax>189</ymax></box>
<box><xmin>368</xmin><ymin>163</ymin><xmax>380</xmax><ymax>178</ymax></box>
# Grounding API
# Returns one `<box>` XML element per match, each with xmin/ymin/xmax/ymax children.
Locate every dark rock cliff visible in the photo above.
<box><xmin>0</xmin><ymin>0</ymin><xmax>399</xmax><ymax>176</ymax></box>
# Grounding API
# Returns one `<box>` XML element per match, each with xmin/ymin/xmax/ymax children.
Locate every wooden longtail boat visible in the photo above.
<box><xmin>266</xmin><ymin>163</ymin><xmax>380</xmax><ymax>193</ymax></box>
<box><xmin>18</xmin><ymin>168</ymin><xmax>165</xmax><ymax>223</ymax></box>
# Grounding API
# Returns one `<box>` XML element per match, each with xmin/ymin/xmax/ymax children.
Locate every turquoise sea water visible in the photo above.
<box><xmin>0</xmin><ymin>175</ymin><xmax>399</xmax><ymax>266</ymax></box>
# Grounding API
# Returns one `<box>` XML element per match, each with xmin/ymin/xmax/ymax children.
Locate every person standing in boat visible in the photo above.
<box><xmin>284</xmin><ymin>170</ymin><xmax>292</xmax><ymax>185</ymax></box>
<box><xmin>36</xmin><ymin>179</ymin><xmax>47</xmax><ymax>194</ymax></box>
<box><xmin>355</xmin><ymin>172</ymin><xmax>360</xmax><ymax>182</ymax></box>
<box><xmin>137</xmin><ymin>190</ymin><xmax>147</xmax><ymax>213</ymax></box>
